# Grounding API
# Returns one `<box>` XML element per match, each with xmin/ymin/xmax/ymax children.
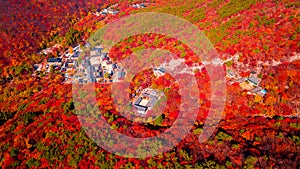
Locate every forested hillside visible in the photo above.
<box><xmin>0</xmin><ymin>0</ymin><xmax>299</xmax><ymax>168</ymax></box>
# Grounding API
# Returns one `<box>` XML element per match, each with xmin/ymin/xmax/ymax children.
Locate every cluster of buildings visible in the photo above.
<box><xmin>33</xmin><ymin>44</ymin><xmax>81</xmax><ymax>80</ymax></box>
<box><xmin>93</xmin><ymin>5</ymin><xmax>119</xmax><ymax>16</ymax></box>
<box><xmin>92</xmin><ymin>3</ymin><xmax>149</xmax><ymax>17</ymax></box>
<box><xmin>33</xmin><ymin>42</ymin><xmax>127</xmax><ymax>85</ymax></box>
<box><xmin>153</xmin><ymin>67</ymin><xmax>166</xmax><ymax>77</ymax></box>
<box><xmin>34</xmin><ymin>3</ymin><xmax>151</xmax><ymax>80</ymax></box>
<box><xmin>132</xmin><ymin>3</ymin><xmax>146</xmax><ymax>9</ymax></box>
<box><xmin>127</xmin><ymin>67</ymin><xmax>166</xmax><ymax>115</ymax></box>
<box><xmin>227</xmin><ymin>69</ymin><xmax>267</xmax><ymax>97</ymax></box>
<box><xmin>131</xmin><ymin>88</ymin><xmax>162</xmax><ymax>115</ymax></box>
<box><xmin>73</xmin><ymin>45</ymin><xmax>126</xmax><ymax>84</ymax></box>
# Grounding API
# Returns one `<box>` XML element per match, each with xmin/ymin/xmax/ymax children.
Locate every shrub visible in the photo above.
<box><xmin>26</xmin><ymin>158</ymin><xmax>40</xmax><ymax>168</ymax></box>
<box><xmin>19</xmin><ymin>112</ymin><xmax>37</xmax><ymax>125</ymax></box>
<box><xmin>0</xmin><ymin>111</ymin><xmax>15</xmax><ymax>125</ymax></box>
<box><xmin>216</xmin><ymin>131</ymin><xmax>233</xmax><ymax>141</ymax></box>
<box><xmin>9</xmin><ymin>147</ymin><xmax>19</xmax><ymax>157</ymax></box>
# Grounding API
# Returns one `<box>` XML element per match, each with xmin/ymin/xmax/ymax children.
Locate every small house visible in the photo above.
<box><xmin>158</xmin><ymin>67</ymin><xmax>166</xmax><ymax>73</ymax></box>
<box><xmin>102</xmin><ymin>8</ymin><xmax>108</xmax><ymax>14</ymax></box>
<box><xmin>112</xmin><ymin>63</ymin><xmax>117</xmax><ymax>69</ymax></box>
<box><xmin>97</xmin><ymin>71</ymin><xmax>103</xmax><ymax>78</ymax></box>
<box><xmin>47</xmin><ymin>58</ymin><xmax>62</xmax><ymax>66</ymax></box>
<box><xmin>256</xmin><ymin>89</ymin><xmax>267</xmax><ymax>97</ymax></box>
<box><xmin>85</xmin><ymin>43</ymin><xmax>92</xmax><ymax>48</ymax></box>
<box><xmin>33</xmin><ymin>64</ymin><xmax>42</xmax><ymax>71</ymax></box>
<box><xmin>109</xmin><ymin>70</ymin><xmax>114</xmax><ymax>76</ymax></box>
<box><xmin>132</xmin><ymin>3</ymin><xmax>146</xmax><ymax>8</ymax></box>
<box><xmin>108</xmin><ymin>10</ymin><xmax>119</xmax><ymax>15</ymax></box>
<box><xmin>226</xmin><ymin>70</ymin><xmax>238</xmax><ymax>79</ymax></box>
<box><xmin>118</xmin><ymin>70</ymin><xmax>126</xmax><ymax>79</ymax></box>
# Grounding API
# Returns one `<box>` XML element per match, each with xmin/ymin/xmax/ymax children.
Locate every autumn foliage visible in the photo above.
<box><xmin>0</xmin><ymin>0</ymin><xmax>299</xmax><ymax>168</ymax></box>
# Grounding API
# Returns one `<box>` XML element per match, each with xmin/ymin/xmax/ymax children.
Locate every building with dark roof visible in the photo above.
<box><xmin>133</xmin><ymin>97</ymin><xmax>148</xmax><ymax>112</ymax></box>
<box><xmin>112</xmin><ymin>63</ymin><xmax>117</xmax><ymax>69</ymax></box>
<box><xmin>132</xmin><ymin>88</ymin><xmax>161</xmax><ymax>115</ymax></box>
<box><xmin>135</xmin><ymin>105</ymin><xmax>148</xmax><ymax>112</ymax></box>
<box><xmin>47</xmin><ymin>58</ymin><xmax>62</xmax><ymax>67</ymax></box>
<box><xmin>47</xmin><ymin>58</ymin><xmax>62</xmax><ymax>63</ymax></box>
<box><xmin>247</xmin><ymin>76</ymin><xmax>261</xmax><ymax>86</ymax></box>
<box><xmin>158</xmin><ymin>67</ymin><xmax>166</xmax><ymax>73</ymax></box>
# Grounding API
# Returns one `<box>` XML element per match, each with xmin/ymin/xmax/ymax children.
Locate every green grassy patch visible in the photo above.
<box><xmin>255</xmin><ymin>14</ymin><xmax>276</xmax><ymax>27</ymax></box>
<box><xmin>285</xmin><ymin>2</ymin><xmax>300</xmax><ymax>8</ymax></box>
<box><xmin>224</xmin><ymin>60</ymin><xmax>234</xmax><ymax>67</ymax></box>
<box><xmin>208</xmin><ymin>0</ymin><xmax>226</xmax><ymax>8</ymax></box>
<box><xmin>217</xmin><ymin>0</ymin><xmax>260</xmax><ymax>18</ymax></box>
<box><xmin>193</xmin><ymin>128</ymin><xmax>203</xmax><ymax>135</ymax></box>
<box><xmin>206</xmin><ymin>16</ymin><xmax>241</xmax><ymax>44</ymax></box>
<box><xmin>186</xmin><ymin>7</ymin><xmax>206</xmax><ymax>23</ymax></box>
<box><xmin>131</xmin><ymin>0</ymin><xmax>206</xmax><ymax>23</ymax></box>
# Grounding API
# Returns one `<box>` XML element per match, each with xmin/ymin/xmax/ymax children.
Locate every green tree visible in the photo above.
<box><xmin>26</xmin><ymin>158</ymin><xmax>40</xmax><ymax>168</ymax></box>
<box><xmin>66</xmin><ymin>28</ymin><xmax>82</xmax><ymax>46</ymax></box>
